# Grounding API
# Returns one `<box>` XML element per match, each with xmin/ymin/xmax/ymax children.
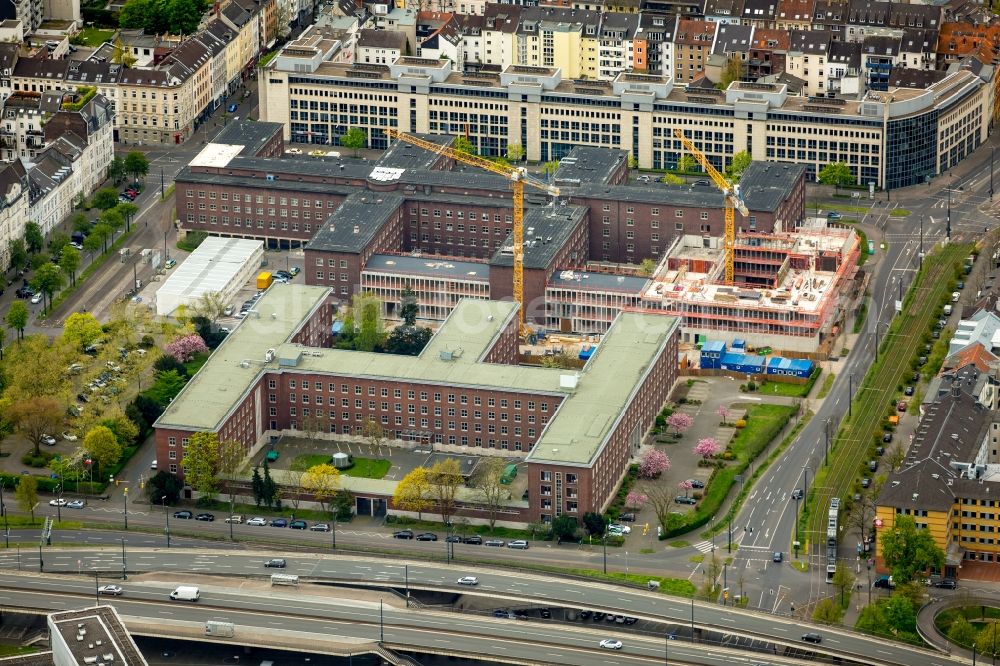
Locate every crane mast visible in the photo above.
<box><xmin>384</xmin><ymin>129</ymin><xmax>560</xmax><ymax>335</ymax></box>
<box><xmin>673</xmin><ymin>129</ymin><xmax>748</xmax><ymax>285</ymax></box>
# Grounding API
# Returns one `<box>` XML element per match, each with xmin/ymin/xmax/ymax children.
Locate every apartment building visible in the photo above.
<box><xmin>0</xmin><ymin>91</ymin><xmax>50</xmax><ymax>162</ymax></box>
<box><xmin>42</xmin><ymin>89</ymin><xmax>115</xmax><ymax>197</ymax></box>
<box><xmin>673</xmin><ymin>19</ymin><xmax>717</xmax><ymax>82</ymax></box>
<box><xmin>260</xmin><ymin>42</ymin><xmax>992</xmax><ymax>188</ymax></box>
<box><xmin>0</xmin><ymin>160</ymin><xmax>27</xmax><ymax>272</ymax></box>
<box><xmin>0</xmin><ymin>0</ymin><xmax>41</xmax><ymax>39</ymax></box>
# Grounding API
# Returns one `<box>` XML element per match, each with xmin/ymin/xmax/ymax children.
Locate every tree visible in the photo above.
<box><xmin>100</xmin><ymin>208</ymin><xmax>124</xmax><ymax>235</ymax></box>
<box><xmin>30</xmin><ymin>263</ymin><xmax>64</xmax><ymax>310</ymax></box>
<box><xmin>883</xmin><ymin>594</ymin><xmax>917</xmax><ymax>635</ymax></box>
<box><xmin>165</xmin><ymin>334</ymin><xmax>209</xmax><ymax>362</ymax></box>
<box><xmin>427</xmin><ymin>458</ymin><xmax>464</xmax><ymax>524</ymax></box>
<box><xmin>11</xmin><ymin>397</ymin><xmax>63</xmax><ymax>455</ymax></box>
<box><xmin>661</xmin><ymin>173</ymin><xmax>684</xmax><ymax>185</ymax></box>
<box><xmin>49</xmin><ymin>231</ymin><xmax>70</xmax><ymax>257</ymax></box>
<box><xmin>473</xmin><ymin>457</ymin><xmax>508</xmax><ymax>530</ymax></box>
<box><xmin>399</xmin><ymin>284</ymin><xmax>418</xmax><ymax>326</ymax></box>
<box><xmin>350</xmin><ymin>292</ymin><xmax>384</xmax><ymax>352</ymax></box>
<box><xmin>217</xmin><ymin>438</ymin><xmax>245</xmax><ymax>506</ymax></box>
<box><xmin>3</xmin><ymin>336</ymin><xmax>68</xmax><ymax>401</ymax></box>
<box><xmin>666</xmin><ymin>412</ymin><xmax>693</xmax><ymax>436</ymax></box>
<box><xmin>71</xmin><ymin>214</ymin><xmax>91</xmax><ymax>235</ymax></box>
<box><xmin>110</xmin><ymin>37</ymin><xmax>137</xmax><ymax>67</ymax></box>
<box><xmin>24</xmin><ymin>222</ymin><xmax>43</xmax><ymax>254</ymax></box>
<box><xmin>118</xmin><ymin>0</ymin><xmax>154</xmax><ymax>29</ymax></box>
<box><xmin>831</xmin><ymin>565</ymin><xmax>854</xmax><ymax>608</ymax></box>
<box><xmin>8</xmin><ymin>237</ymin><xmax>26</xmax><ymax>271</ymax></box>
<box><xmin>91</xmin><ymin>223</ymin><xmax>112</xmax><ymax>253</ymax></box>
<box><xmin>625</xmin><ymin>490</ymin><xmax>648</xmax><ymax>510</ymax></box>
<box><xmin>261</xmin><ymin>461</ymin><xmax>278</xmax><ymax>508</ymax></box>
<box><xmin>107</xmin><ymin>156</ymin><xmax>127</xmax><ymax>185</ymax></box>
<box><xmin>145</xmin><ymin>370</ymin><xmax>187</xmax><ymax>407</ymax></box>
<box><xmin>717</xmin><ymin>405</ymin><xmax>732</xmax><ymax>425</ymax></box>
<box><xmin>153</xmin><ymin>354</ymin><xmax>189</xmax><ymax>377</ymax></box>
<box><xmin>302</xmin><ymin>463</ymin><xmax>341</xmax><ymax>512</ymax></box>
<box><xmin>880</xmin><ymin>515</ymin><xmax>945</xmax><ymax>584</ymax></box>
<box><xmin>677</xmin><ymin>154</ymin><xmax>698</xmax><ymax>173</ymax></box>
<box><xmin>181</xmin><ymin>432</ymin><xmax>221</xmax><ymax>498</ymax></box>
<box><xmin>59</xmin><ymin>245</ymin><xmax>81</xmax><ymax>287</ymax></box>
<box><xmin>393</xmin><ymin>467</ymin><xmax>432</xmax><ymax>519</ymax></box>
<box><xmin>165</xmin><ymin>0</ymin><xmax>203</xmax><ymax>35</ymax></box>
<box><xmin>91</xmin><ymin>187</ymin><xmax>120</xmax><ymax>210</ymax></box>
<box><xmin>678</xmin><ymin>479</ymin><xmax>694</xmax><ymax>497</ymax></box>
<box><xmin>542</xmin><ymin>160</ymin><xmax>560</xmax><ymax>181</ymax></box>
<box><xmin>552</xmin><ymin>514</ymin><xmax>578</xmax><ymax>542</ymax></box>
<box><xmin>583</xmin><ymin>511</ymin><xmax>606</xmax><ymax>536</ymax></box>
<box><xmin>949</xmin><ymin>616</ymin><xmax>978</xmax><ymax>647</ymax></box>
<box><xmin>100</xmin><ymin>412</ymin><xmax>139</xmax><ymax>447</ymax></box>
<box><xmin>726</xmin><ymin>151</ymin><xmax>752</xmax><ymax>181</ymax></box>
<box><xmin>251</xmin><ymin>466</ymin><xmax>265</xmax><ymax>506</ymax></box>
<box><xmin>717</xmin><ymin>55</ymin><xmax>746</xmax><ymax>90</ymax></box>
<box><xmin>812</xmin><ymin>597</ymin><xmax>843</xmax><ymax>625</ymax></box>
<box><xmin>190</xmin><ymin>291</ymin><xmax>227</xmax><ymax>321</ymax></box>
<box><xmin>384</xmin><ymin>325</ymin><xmax>432</xmax><ymax>355</ymax></box>
<box><xmin>362</xmin><ymin>418</ymin><xmax>385</xmax><ymax>448</ymax></box>
<box><xmin>637</xmin><ymin>448</ymin><xmax>670</xmax><ymax>479</ymax></box>
<box><xmin>83</xmin><ymin>425</ymin><xmax>123</xmax><ymax>474</ymax></box>
<box><xmin>694</xmin><ymin>437</ymin><xmax>721</xmax><ymax>459</ymax></box>
<box><xmin>980</xmin><ymin>622</ymin><xmax>1000</xmax><ymax>658</ymax></box>
<box><xmin>62</xmin><ymin>312</ymin><xmax>103</xmax><ymax>350</ymax></box>
<box><xmin>505</xmin><ymin>143</ymin><xmax>525</xmax><ymax>162</ymax></box>
<box><xmin>339</xmin><ymin>127</ymin><xmax>367</xmax><ymax>157</ymax></box>
<box><xmin>5</xmin><ymin>300</ymin><xmax>28</xmax><ymax>340</ymax></box>
<box><xmin>452</xmin><ymin>136</ymin><xmax>477</xmax><ymax>156</ymax></box>
<box><xmin>116</xmin><ymin>202</ymin><xmax>139</xmax><ymax>231</ymax></box>
<box><xmin>29</xmin><ymin>252</ymin><xmax>51</xmax><ymax>271</ymax></box>
<box><xmin>124</xmin><ymin>151</ymin><xmax>150</xmax><ymax>182</ymax></box>
<box><xmin>637</xmin><ymin>258</ymin><xmax>657</xmax><ymax>276</ymax></box>
<box><xmin>818</xmin><ymin>162</ymin><xmax>855</xmax><ymax>191</ymax></box>
<box><xmin>146</xmin><ymin>470</ymin><xmax>183</xmax><ymax>504</ymax></box>
<box><xmin>83</xmin><ymin>232</ymin><xmax>102</xmax><ymax>257</ymax></box>
<box><xmin>648</xmin><ymin>484</ymin><xmax>677</xmax><ymax>530</ymax></box>
<box><xmin>15</xmin><ymin>475</ymin><xmax>38</xmax><ymax>521</ymax></box>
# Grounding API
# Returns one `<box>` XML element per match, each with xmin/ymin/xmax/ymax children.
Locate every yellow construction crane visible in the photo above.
<box><xmin>385</xmin><ymin>129</ymin><xmax>560</xmax><ymax>334</ymax></box>
<box><xmin>673</xmin><ymin>128</ymin><xmax>748</xmax><ymax>285</ymax></box>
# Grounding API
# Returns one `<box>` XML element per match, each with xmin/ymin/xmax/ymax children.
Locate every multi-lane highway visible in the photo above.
<box><xmin>0</xmin><ymin>548</ymin><xmax>955</xmax><ymax>666</ymax></box>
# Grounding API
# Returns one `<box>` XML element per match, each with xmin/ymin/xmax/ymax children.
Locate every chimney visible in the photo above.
<box><xmin>353</xmin><ymin>225</ymin><xmax>359</xmax><ymax>234</ymax></box>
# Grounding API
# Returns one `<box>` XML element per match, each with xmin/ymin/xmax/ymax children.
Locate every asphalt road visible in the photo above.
<box><xmin>0</xmin><ymin>549</ymin><xmax>953</xmax><ymax>666</ymax></box>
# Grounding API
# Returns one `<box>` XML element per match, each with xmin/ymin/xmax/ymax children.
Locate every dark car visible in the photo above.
<box><xmin>227</xmin><ymin>103</ymin><xmax>238</xmax><ymax>113</ymax></box>
<box><xmin>773</xmin><ymin>551</ymin><xmax>783</xmax><ymax>563</ymax></box>
<box><xmin>274</xmin><ymin>270</ymin><xmax>292</xmax><ymax>280</ymax></box>
<box><xmin>934</xmin><ymin>579</ymin><xmax>958</xmax><ymax>589</ymax></box>
<box><xmin>393</xmin><ymin>529</ymin><xmax>414</xmax><ymax>539</ymax></box>
<box><xmin>15</xmin><ymin>287</ymin><xmax>33</xmax><ymax>299</ymax></box>
<box><xmin>675</xmin><ymin>496</ymin><xmax>697</xmax><ymax>505</ymax></box>
<box><xmin>270</xmin><ymin>518</ymin><xmax>288</xmax><ymax>527</ymax></box>
<box><xmin>801</xmin><ymin>633</ymin><xmax>823</xmax><ymax>644</ymax></box>
<box><xmin>172</xmin><ymin>510</ymin><xmax>193</xmax><ymax>519</ymax></box>
<box><xmin>904</xmin><ymin>385</ymin><xmax>914</xmax><ymax>396</ymax></box>
<box><xmin>76</xmin><ymin>393</ymin><xmax>90</xmax><ymax>403</ymax></box>
<box><xmin>463</xmin><ymin>535</ymin><xmax>483</xmax><ymax>545</ymax></box>
<box><xmin>264</xmin><ymin>558</ymin><xmax>286</xmax><ymax>568</ymax></box>
<box><xmin>484</xmin><ymin>539</ymin><xmax>505</xmax><ymax>547</ymax></box>
<box><xmin>791</xmin><ymin>488</ymin><xmax>803</xmax><ymax>500</ymax></box>
<box><xmin>195</xmin><ymin>513</ymin><xmax>215</xmax><ymax>521</ymax></box>
<box><xmin>876</xmin><ymin>446</ymin><xmax>885</xmax><ymax>456</ymax></box>
<box><xmin>493</xmin><ymin>609</ymin><xmax>512</xmax><ymax>618</ymax></box>
<box><xmin>687</xmin><ymin>479</ymin><xmax>705</xmax><ymax>489</ymax></box>
<box><xmin>445</xmin><ymin>535</ymin><xmax>462</xmax><ymax>543</ymax></box>
<box><xmin>913</xmin><ymin>372</ymin><xmax>922</xmax><ymax>382</ymax></box>
<box><xmin>619</xmin><ymin>512</ymin><xmax>636</xmax><ymax>522</ymax></box>
<box><xmin>289</xmin><ymin>519</ymin><xmax>307</xmax><ymax>529</ymax></box>
<box><xmin>883</xmin><ymin>432</ymin><xmax>893</xmax><ymax>443</ymax></box>
<box><xmin>416</xmin><ymin>532</ymin><xmax>438</xmax><ymax>541</ymax></box>
<box><xmin>861</xmin><ymin>477</ymin><xmax>871</xmax><ymax>489</ymax></box>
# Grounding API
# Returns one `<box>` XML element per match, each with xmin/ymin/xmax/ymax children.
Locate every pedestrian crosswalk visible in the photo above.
<box><xmin>692</xmin><ymin>540</ymin><xmax>716</xmax><ymax>554</ymax></box>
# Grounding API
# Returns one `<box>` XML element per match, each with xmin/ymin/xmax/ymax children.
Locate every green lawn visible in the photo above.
<box><xmin>0</xmin><ymin>646</ymin><xmax>36</xmax><ymax>657</ymax></box>
<box><xmin>758</xmin><ymin>376</ymin><xmax>814</xmax><ymax>398</ymax></box>
<box><xmin>825</xmin><ymin>203</ymin><xmax>869</xmax><ymax>214</ymax></box>
<box><xmin>75</xmin><ymin>27</ymin><xmax>115</xmax><ymax>47</ymax></box>
<box><xmin>184</xmin><ymin>352</ymin><xmax>209</xmax><ymax>376</ymax></box>
<box><xmin>889</xmin><ymin>209</ymin><xmax>912</xmax><ymax>217</ymax></box>
<box><xmin>290</xmin><ymin>454</ymin><xmax>390</xmax><ymax>479</ymax></box>
<box><xmin>856</xmin><ymin>227</ymin><xmax>870</xmax><ymax>266</ymax></box>
<box><xmin>816</xmin><ymin>373</ymin><xmax>836</xmax><ymax>399</ymax></box>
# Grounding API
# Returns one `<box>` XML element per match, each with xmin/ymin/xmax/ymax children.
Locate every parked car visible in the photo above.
<box><xmin>507</xmin><ymin>540</ymin><xmax>529</xmax><ymax>549</ymax></box>
<box><xmin>41</xmin><ymin>434</ymin><xmax>57</xmax><ymax>446</ymax></box>
<box><xmin>618</xmin><ymin>512</ymin><xmax>636</xmax><ymax>522</ymax></box>
<box><xmin>227</xmin><ymin>103</ymin><xmax>238</xmax><ymax>113</ymax></box>
<box><xmin>484</xmin><ymin>539</ymin><xmax>505</xmax><ymax>547</ymax></box>
<box><xmin>457</xmin><ymin>576</ymin><xmax>479</xmax><ymax>586</ymax></box>
<box><xmin>687</xmin><ymin>479</ymin><xmax>705</xmax><ymax>489</ymax></box>
<box><xmin>270</xmin><ymin>518</ymin><xmax>288</xmax><ymax>527</ymax></box>
<box><xmin>416</xmin><ymin>532</ymin><xmax>438</xmax><ymax>541</ymax></box>
<box><xmin>897</xmin><ymin>401</ymin><xmax>908</xmax><ymax>412</ymax></box>
<box><xmin>173</xmin><ymin>510</ymin><xmax>193</xmax><ymax>519</ymax></box>
<box><xmin>309</xmin><ymin>523</ymin><xmax>330</xmax><ymax>532</ymax></box>
<box><xmin>225</xmin><ymin>515</ymin><xmax>244</xmax><ymax>524</ymax></box>
<box><xmin>883</xmin><ymin>432</ymin><xmax>893</xmax><ymax>443</ymax></box>
<box><xmin>393</xmin><ymin>529</ymin><xmax>414</xmax><ymax>539</ymax></box>
<box><xmin>49</xmin><ymin>498</ymin><xmax>67</xmax><ymax>506</ymax></box>
<box><xmin>861</xmin><ymin>477</ymin><xmax>871</xmax><ymax>488</ymax></box>
<box><xmin>62</xmin><ymin>432</ymin><xmax>77</xmax><ymax>442</ymax></box>
<box><xmin>67</xmin><ymin>500</ymin><xmax>85</xmax><ymax>509</ymax></box>
<box><xmin>164</xmin><ymin>259</ymin><xmax>177</xmax><ymax>269</ymax></box>
<box><xmin>608</xmin><ymin>524</ymin><xmax>631</xmax><ymax>534</ymax></box>
<box><xmin>247</xmin><ymin>517</ymin><xmax>267</xmax><ymax>526</ymax></box>
<box><xmin>195</xmin><ymin>513</ymin><xmax>215</xmax><ymax>522</ymax></box>
<box><xmin>876</xmin><ymin>446</ymin><xmax>885</xmax><ymax>456</ymax></box>
<box><xmin>288</xmin><ymin>266</ymin><xmax>300</xmax><ymax>276</ymax></box>
<box><xmin>98</xmin><ymin>585</ymin><xmax>123</xmax><ymax>596</ymax></box>
<box><xmin>675</xmin><ymin>496</ymin><xmax>697</xmax><ymax>505</ymax></box>
<box><xmin>289</xmin><ymin>519</ymin><xmax>308</xmax><ymax>529</ymax></box>
<box><xmin>445</xmin><ymin>535</ymin><xmax>463</xmax><ymax>543</ymax></box>
<box><xmin>150</xmin><ymin>459</ymin><xmax>157</xmax><ymax>470</ymax></box>
<box><xmin>264</xmin><ymin>558</ymin><xmax>286</xmax><ymax>568</ymax></box>
<box><xmin>934</xmin><ymin>579</ymin><xmax>958</xmax><ymax>589</ymax></box>
<box><xmin>463</xmin><ymin>535</ymin><xmax>483</xmax><ymax>545</ymax></box>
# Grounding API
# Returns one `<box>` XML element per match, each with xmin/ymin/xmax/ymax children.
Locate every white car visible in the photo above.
<box><xmin>30</xmin><ymin>293</ymin><xmax>42</xmax><ymax>304</ymax></box>
<box><xmin>49</xmin><ymin>498</ymin><xmax>67</xmax><ymax>507</ymax></box>
<box><xmin>247</xmin><ymin>517</ymin><xmax>267</xmax><ymax>526</ymax></box>
<box><xmin>67</xmin><ymin>500</ymin><xmax>85</xmax><ymax>509</ymax></box>
<box><xmin>41</xmin><ymin>434</ymin><xmax>57</xmax><ymax>446</ymax></box>
<box><xmin>98</xmin><ymin>585</ymin><xmax>123</xmax><ymax>596</ymax></box>
<box><xmin>62</xmin><ymin>432</ymin><xmax>78</xmax><ymax>442</ymax></box>
<box><xmin>150</xmin><ymin>459</ymin><xmax>157</xmax><ymax>470</ymax></box>
<box><xmin>599</xmin><ymin>639</ymin><xmax>623</xmax><ymax>650</ymax></box>
<box><xmin>457</xmin><ymin>576</ymin><xmax>479</xmax><ymax>586</ymax></box>
<box><xmin>609</xmin><ymin>524</ymin><xmax>631</xmax><ymax>534</ymax></box>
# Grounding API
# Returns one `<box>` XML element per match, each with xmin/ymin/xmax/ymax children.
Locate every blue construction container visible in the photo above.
<box><xmin>700</xmin><ymin>340</ymin><xmax>727</xmax><ymax>369</ymax></box>
<box><xmin>766</xmin><ymin>356</ymin><xmax>814</xmax><ymax>378</ymax></box>
<box><xmin>578</xmin><ymin>344</ymin><xmax>596</xmax><ymax>361</ymax></box>
<box><xmin>731</xmin><ymin>339</ymin><xmax>747</xmax><ymax>351</ymax></box>
<box><xmin>332</xmin><ymin>320</ymin><xmax>344</xmax><ymax>336</ymax></box>
<box><xmin>720</xmin><ymin>352</ymin><xmax>765</xmax><ymax>375</ymax></box>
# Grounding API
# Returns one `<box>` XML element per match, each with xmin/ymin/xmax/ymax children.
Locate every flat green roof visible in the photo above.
<box><xmin>158</xmin><ymin>285</ymin><xmax>677</xmax><ymax>466</ymax></box>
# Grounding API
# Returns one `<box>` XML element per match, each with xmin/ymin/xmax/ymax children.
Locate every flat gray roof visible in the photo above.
<box><xmin>553</xmin><ymin>147</ymin><xmax>628</xmax><ymax>186</ymax></box>
<box><xmin>210</xmin><ymin>120</ymin><xmax>282</xmax><ymax>156</ymax></box>
<box><xmin>490</xmin><ymin>205</ymin><xmax>587</xmax><ymax>270</ymax></box>
<box><xmin>548</xmin><ymin>270</ymin><xmax>649</xmax><ymax>294</ymax></box>
<box><xmin>364</xmin><ymin>254</ymin><xmax>490</xmax><ymax>282</ymax></box>
<box><xmin>158</xmin><ymin>286</ymin><xmax>676</xmax><ymax>466</ymax></box>
<box><xmin>306</xmin><ymin>192</ymin><xmax>405</xmax><ymax>254</ymax></box>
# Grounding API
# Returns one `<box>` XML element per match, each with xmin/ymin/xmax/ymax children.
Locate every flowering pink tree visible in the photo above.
<box><xmin>165</xmin><ymin>334</ymin><xmax>209</xmax><ymax>363</ymax></box>
<box><xmin>625</xmin><ymin>490</ymin><xmax>648</xmax><ymax>510</ymax></box>
<box><xmin>638</xmin><ymin>448</ymin><xmax>671</xmax><ymax>479</ymax></box>
<box><xmin>717</xmin><ymin>404</ymin><xmax>731</xmax><ymax>426</ymax></box>
<box><xmin>693</xmin><ymin>437</ymin><xmax>721</xmax><ymax>459</ymax></box>
<box><xmin>677</xmin><ymin>479</ymin><xmax>694</xmax><ymax>497</ymax></box>
<box><xmin>666</xmin><ymin>412</ymin><xmax>693</xmax><ymax>436</ymax></box>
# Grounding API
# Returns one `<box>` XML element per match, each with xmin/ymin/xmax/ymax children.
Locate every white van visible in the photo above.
<box><xmin>169</xmin><ymin>586</ymin><xmax>200</xmax><ymax>601</ymax></box>
<box><xmin>944</xmin><ymin>304</ymin><xmax>953</xmax><ymax>316</ymax></box>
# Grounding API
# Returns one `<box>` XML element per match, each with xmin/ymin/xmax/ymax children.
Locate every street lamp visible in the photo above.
<box><xmin>162</xmin><ymin>495</ymin><xmax>170</xmax><ymax>548</ymax></box>
<box><xmin>123</xmin><ymin>487</ymin><xmax>128</xmax><ymax>530</ymax></box>
<box><xmin>0</xmin><ymin>480</ymin><xmax>8</xmax><ymax>548</ymax></box>
<box><xmin>55</xmin><ymin>482</ymin><xmax>62</xmax><ymax>523</ymax></box>
<box><xmin>121</xmin><ymin>537</ymin><xmax>127</xmax><ymax>581</ymax></box>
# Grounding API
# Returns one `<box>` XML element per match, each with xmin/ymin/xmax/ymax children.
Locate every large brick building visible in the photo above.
<box><xmin>154</xmin><ymin>286</ymin><xmax>679</xmax><ymax>523</ymax></box>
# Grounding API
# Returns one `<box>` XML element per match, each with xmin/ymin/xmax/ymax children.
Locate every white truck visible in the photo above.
<box><xmin>169</xmin><ymin>586</ymin><xmax>200</xmax><ymax>601</ymax></box>
<box><xmin>205</xmin><ymin>621</ymin><xmax>234</xmax><ymax>637</ymax></box>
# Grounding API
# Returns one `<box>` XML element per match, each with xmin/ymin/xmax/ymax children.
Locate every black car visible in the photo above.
<box><xmin>15</xmin><ymin>287</ymin><xmax>33</xmax><ymax>299</ymax></box>
<box><xmin>791</xmin><ymin>488</ymin><xmax>803</xmax><ymax>500</ymax></box>
<box><xmin>416</xmin><ymin>532</ymin><xmax>438</xmax><ymax>541</ymax></box>
<box><xmin>912</xmin><ymin>372</ymin><xmax>921</xmax><ymax>382</ymax></box>
<box><xmin>876</xmin><ymin>446</ymin><xmax>885</xmax><ymax>456</ymax></box>
<box><xmin>904</xmin><ymin>385</ymin><xmax>914</xmax><ymax>396</ymax></box>
<box><xmin>687</xmin><ymin>479</ymin><xmax>705</xmax><ymax>489</ymax></box>
<box><xmin>76</xmin><ymin>393</ymin><xmax>90</xmax><ymax>403</ymax></box>
<box><xmin>801</xmin><ymin>633</ymin><xmax>823</xmax><ymax>644</ymax></box>
<box><xmin>264</xmin><ymin>558</ymin><xmax>286</xmax><ymax>568</ymax></box>
<box><xmin>445</xmin><ymin>535</ymin><xmax>463</xmax><ymax>543</ymax></box>
<box><xmin>173</xmin><ymin>510</ymin><xmax>193</xmax><ymax>519</ymax></box>
<box><xmin>882</xmin><ymin>432</ymin><xmax>893</xmax><ymax>443</ymax></box>
<box><xmin>393</xmin><ymin>529</ymin><xmax>414</xmax><ymax>539</ymax></box>
<box><xmin>675</xmin><ymin>496</ymin><xmax>697</xmax><ymax>505</ymax></box>
<box><xmin>195</xmin><ymin>513</ymin><xmax>215</xmax><ymax>521</ymax></box>
<box><xmin>934</xmin><ymin>579</ymin><xmax>958</xmax><ymax>589</ymax></box>
<box><xmin>619</xmin><ymin>512</ymin><xmax>636</xmax><ymax>522</ymax></box>
<box><xmin>463</xmin><ymin>535</ymin><xmax>483</xmax><ymax>545</ymax></box>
